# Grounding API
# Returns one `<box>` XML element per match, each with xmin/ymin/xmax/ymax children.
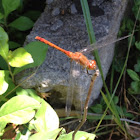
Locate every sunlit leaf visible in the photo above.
<box><xmin>0</xmin><ymin>121</ymin><xmax>7</xmax><ymax>136</ymax></box>
<box><xmin>0</xmin><ymin>26</ymin><xmax>9</xmax><ymax>60</ymax></box>
<box><xmin>14</xmin><ymin>41</ymin><xmax>48</xmax><ymax>75</ymax></box>
<box><xmin>0</xmin><ymin>70</ymin><xmax>9</xmax><ymax>95</ymax></box>
<box><xmin>9</xmin><ymin>16</ymin><xmax>34</xmax><ymax>31</ymax></box>
<box><xmin>31</xmin><ymin>99</ymin><xmax>59</xmax><ymax>132</ymax></box>
<box><xmin>29</xmin><ymin>128</ymin><xmax>65</xmax><ymax>140</ymax></box>
<box><xmin>0</xmin><ymin>95</ymin><xmax>41</xmax><ymax>125</ymax></box>
<box><xmin>8</xmin><ymin>48</ymin><xmax>34</xmax><ymax>67</ymax></box>
<box><xmin>59</xmin><ymin>131</ymin><xmax>96</xmax><ymax>140</ymax></box>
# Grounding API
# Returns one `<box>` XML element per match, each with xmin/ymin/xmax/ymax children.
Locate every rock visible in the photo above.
<box><xmin>50</xmin><ymin>19</ymin><xmax>63</xmax><ymax>31</ymax></box>
<box><xmin>46</xmin><ymin>0</ymin><xmax>53</xmax><ymax>5</ymax></box>
<box><xmin>15</xmin><ymin>0</ymin><xmax>129</xmax><ymax>111</ymax></box>
<box><xmin>70</xmin><ymin>4</ymin><xmax>77</xmax><ymax>14</ymax></box>
<box><xmin>51</xmin><ymin>7</ymin><xmax>60</xmax><ymax>16</ymax></box>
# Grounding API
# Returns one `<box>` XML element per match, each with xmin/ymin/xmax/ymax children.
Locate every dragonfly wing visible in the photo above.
<box><xmin>65</xmin><ymin>60</ymin><xmax>82</xmax><ymax>116</ymax></box>
<box><xmin>80</xmin><ymin>34</ymin><xmax>131</xmax><ymax>54</ymax></box>
<box><xmin>65</xmin><ymin>60</ymin><xmax>75</xmax><ymax>116</ymax></box>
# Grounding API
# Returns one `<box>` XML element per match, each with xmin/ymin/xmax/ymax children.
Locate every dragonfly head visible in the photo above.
<box><xmin>88</xmin><ymin>60</ymin><xmax>96</xmax><ymax>70</ymax></box>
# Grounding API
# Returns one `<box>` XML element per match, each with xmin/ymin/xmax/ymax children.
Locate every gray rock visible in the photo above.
<box><xmin>46</xmin><ymin>0</ymin><xmax>53</xmax><ymax>5</ymax></box>
<box><xmin>51</xmin><ymin>7</ymin><xmax>60</xmax><ymax>16</ymax></box>
<box><xmin>70</xmin><ymin>4</ymin><xmax>77</xmax><ymax>14</ymax></box>
<box><xmin>50</xmin><ymin>19</ymin><xmax>63</xmax><ymax>31</ymax></box>
<box><xmin>16</xmin><ymin>0</ymin><xmax>129</xmax><ymax>111</ymax></box>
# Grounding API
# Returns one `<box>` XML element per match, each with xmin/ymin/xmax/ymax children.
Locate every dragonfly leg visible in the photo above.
<box><xmin>86</xmin><ymin>70</ymin><xmax>92</xmax><ymax>76</ymax></box>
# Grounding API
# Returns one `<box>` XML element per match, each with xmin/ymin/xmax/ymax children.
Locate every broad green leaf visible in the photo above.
<box><xmin>0</xmin><ymin>70</ymin><xmax>9</xmax><ymax>95</ymax></box>
<box><xmin>0</xmin><ymin>121</ymin><xmax>7</xmax><ymax>136</ymax></box>
<box><xmin>127</xmin><ymin>69</ymin><xmax>140</xmax><ymax>81</ymax></box>
<box><xmin>90</xmin><ymin>104</ymin><xmax>102</xmax><ymax>113</ymax></box>
<box><xmin>0</xmin><ymin>12</ymin><xmax>3</xmax><ymax>19</ymax></box>
<box><xmin>2</xmin><ymin>0</ymin><xmax>20</xmax><ymax>18</ymax></box>
<box><xmin>29</xmin><ymin>128</ymin><xmax>65</xmax><ymax>140</ymax></box>
<box><xmin>59</xmin><ymin>131</ymin><xmax>96</xmax><ymax>140</ymax></box>
<box><xmin>23</xmin><ymin>10</ymin><xmax>41</xmax><ymax>21</ymax></box>
<box><xmin>31</xmin><ymin>99</ymin><xmax>59</xmax><ymax>132</ymax></box>
<box><xmin>0</xmin><ymin>26</ymin><xmax>9</xmax><ymax>60</ymax></box>
<box><xmin>14</xmin><ymin>41</ymin><xmax>48</xmax><ymax>75</ymax></box>
<box><xmin>131</xmin><ymin>81</ymin><xmax>140</xmax><ymax>94</ymax></box>
<box><xmin>134</xmin><ymin>59</ymin><xmax>140</xmax><ymax>72</ymax></box>
<box><xmin>0</xmin><ymin>56</ymin><xmax>8</xmax><ymax>70</ymax></box>
<box><xmin>1</xmin><ymin>78</ymin><xmax>15</xmax><ymax>101</ymax></box>
<box><xmin>9</xmin><ymin>41</ymin><xmax>20</xmax><ymax>49</ymax></box>
<box><xmin>113</xmin><ymin>96</ymin><xmax>119</xmax><ymax>104</ymax></box>
<box><xmin>8</xmin><ymin>48</ymin><xmax>34</xmax><ymax>67</ymax></box>
<box><xmin>16</xmin><ymin>88</ymin><xmax>42</xmax><ymax>102</ymax></box>
<box><xmin>132</xmin><ymin>1</ymin><xmax>140</xmax><ymax>20</ymax></box>
<box><xmin>0</xmin><ymin>95</ymin><xmax>41</xmax><ymax>125</ymax></box>
<box><xmin>9</xmin><ymin>16</ymin><xmax>34</xmax><ymax>31</ymax></box>
<box><xmin>135</xmin><ymin>41</ymin><xmax>140</xmax><ymax>50</ymax></box>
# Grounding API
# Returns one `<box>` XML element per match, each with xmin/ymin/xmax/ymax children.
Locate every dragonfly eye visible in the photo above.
<box><xmin>89</xmin><ymin>60</ymin><xmax>96</xmax><ymax>70</ymax></box>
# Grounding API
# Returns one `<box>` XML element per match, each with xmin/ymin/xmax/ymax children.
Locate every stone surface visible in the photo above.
<box><xmin>15</xmin><ymin>0</ymin><xmax>129</xmax><ymax>110</ymax></box>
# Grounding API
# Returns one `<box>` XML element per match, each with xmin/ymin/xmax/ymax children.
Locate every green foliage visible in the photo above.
<box><xmin>13</xmin><ymin>41</ymin><xmax>48</xmax><ymax>75</ymax></box>
<box><xmin>127</xmin><ymin>69</ymin><xmax>140</xmax><ymax>94</ymax></box>
<box><xmin>0</xmin><ymin>70</ymin><xmax>9</xmax><ymax>95</ymax></box>
<box><xmin>2</xmin><ymin>0</ymin><xmax>20</xmax><ymax>19</ymax></box>
<box><xmin>8</xmin><ymin>48</ymin><xmax>33</xmax><ymax>67</ymax></box>
<box><xmin>0</xmin><ymin>26</ymin><xmax>9</xmax><ymax>60</ymax></box>
<box><xmin>9</xmin><ymin>16</ymin><xmax>34</xmax><ymax>31</ymax></box>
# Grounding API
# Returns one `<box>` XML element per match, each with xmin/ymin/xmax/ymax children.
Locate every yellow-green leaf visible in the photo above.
<box><xmin>8</xmin><ymin>48</ymin><xmax>34</xmax><ymax>67</ymax></box>
<box><xmin>0</xmin><ymin>70</ymin><xmax>9</xmax><ymax>95</ymax></box>
<box><xmin>0</xmin><ymin>26</ymin><xmax>9</xmax><ymax>60</ymax></box>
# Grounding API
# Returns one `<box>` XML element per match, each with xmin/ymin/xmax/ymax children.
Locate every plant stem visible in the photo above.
<box><xmin>72</xmin><ymin>70</ymin><xmax>99</xmax><ymax>140</ymax></box>
<box><xmin>7</xmin><ymin>63</ymin><xmax>15</xmax><ymax>83</ymax></box>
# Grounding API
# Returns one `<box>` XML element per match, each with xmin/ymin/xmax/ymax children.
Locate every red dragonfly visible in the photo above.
<box><xmin>35</xmin><ymin>34</ymin><xmax>130</xmax><ymax>115</ymax></box>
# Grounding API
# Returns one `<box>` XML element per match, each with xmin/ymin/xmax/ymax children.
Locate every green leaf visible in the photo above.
<box><xmin>9</xmin><ymin>41</ymin><xmax>20</xmax><ymax>49</ymax></box>
<box><xmin>135</xmin><ymin>41</ymin><xmax>140</xmax><ymax>50</ymax></box>
<box><xmin>0</xmin><ymin>12</ymin><xmax>4</xmax><ymax>19</ymax></box>
<box><xmin>16</xmin><ymin>88</ymin><xmax>42</xmax><ymax>102</ymax></box>
<box><xmin>134</xmin><ymin>59</ymin><xmax>140</xmax><ymax>72</ymax></box>
<box><xmin>8</xmin><ymin>48</ymin><xmax>34</xmax><ymax>67</ymax></box>
<box><xmin>90</xmin><ymin>104</ymin><xmax>103</xmax><ymax>113</ymax></box>
<box><xmin>23</xmin><ymin>10</ymin><xmax>41</xmax><ymax>21</ymax></box>
<box><xmin>59</xmin><ymin>131</ymin><xmax>96</xmax><ymax>140</ymax></box>
<box><xmin>0</xmin><ymin>70</ymin><xmax>9</xmax><ymax>95</ymax></box>
<box><xmin>2</xmin><ymin>0</ymin><xmax>20</xmax><ymax>19</ymax></box>
<box><xmin>29</xmin><ymin>128</ymin><xmax>65</xmax><ymax>140</ymax></box>
<box><xmin>132</xmin><ymin>0</ymin><xmax>140</xmax><ymax>20</ymax></box>
<box><xmin>131</xmin><ymin>81</ymin><xmax>140</xmax><ymax>94</ymax></box>
<box><xmin>0</xmin><ymin>95</ymin><xmax>41</xmax><ymax>125</ymax></box>
<box><xmin>0</xmin><ymin>121</ymin><xmax>7</xmax><ymax>136</ymax></box>
<box><xmin>127</xmin><ymin>69</ymin><xmax>140</xmax><ymax>81</ymax></box>
<box><xmin>30</xmin><ymin>99</ymin><xmax>59</xmax><ymax>132</ymax></box>
<box><xmin>113</xmin><ymin>96</ymin><xmax>119</xmax><ymax>104</ymax></box>
<box><xmin>0</xmin><ymin>56</ymin><xmax>8</xmax><ymax>70</ymax></box>
<box><xmin>14</xmin><ymin>41</ymin><xmax>48</xmax><ymax>75</ymax></box>
<box><xmin>0</xmin><ymin>26</ymin><xmax>9</xmax><ymax>60</ymax></box>
<box><xmin>9</xmin><ymin>16</ymin><xmax>34</xmax><ymax>31</ymax></box>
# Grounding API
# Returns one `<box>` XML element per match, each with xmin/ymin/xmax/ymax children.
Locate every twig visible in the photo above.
<box><xmin>72</xmin><ymin>70</ymin><xmax>99</xmax><ymax>140</ymax></box>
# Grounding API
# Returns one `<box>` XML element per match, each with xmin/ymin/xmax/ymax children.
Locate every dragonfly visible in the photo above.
<box><xmin>35</xmin><ymin>34</ymin><xmax>131</xmax><ymax>115</ymax></box>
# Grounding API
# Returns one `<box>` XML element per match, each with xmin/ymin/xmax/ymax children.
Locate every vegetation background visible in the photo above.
<box><xmin>0</xmin><ymin>0</ymin><xmax>140</xmax><ymax>139</ymax></box>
